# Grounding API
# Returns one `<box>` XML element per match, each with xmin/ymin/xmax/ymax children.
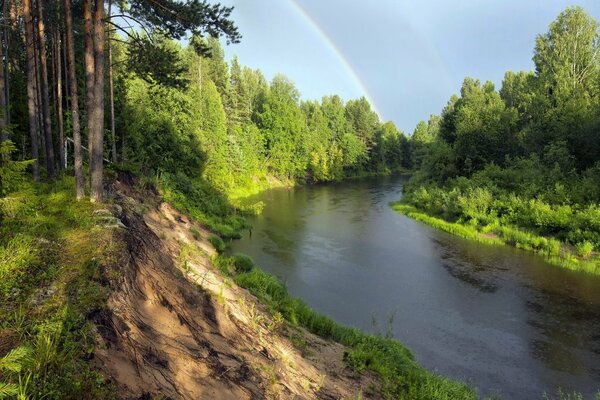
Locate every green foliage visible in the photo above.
<box><xmin>208</xmin><ymin>235</ymin><xmax>227</xmax><ymax>253</ymax></box>
<box><xmin>232</xmin><ymin>253</ymin><xmax>255</xmax><ymax>273</ymax></box>
<box><xmin>0</xmin><ymin>346</ymin><xmax>32</xmax><ymax>399</ymax></box>
<box><xmin>0</xmin><ymin>141</ymin><xmax>32</xmax><ymax>197</ymax></box>
<box><xmin>158</xmin><ymin>172</ymin><xmax>247</xmax><ymax>239</ymax></box>
<box><xmin>0</xmin><ymin>177</ymin><xmax>116</xmax><ymax>399</ymax></box>
<box><xmin>575</xmin><ymin>241</ymin><xmax>594</xmax><ymax>258</ymax></box>
<box><xmin>395</xmin><ymin>187</ymin><xmax>600</xmax><ymax>274</ymax></box>
<box><xmin>399</xmin><ymin>6</ymin><xmax>600</xmax><ymax>278</ymax></box>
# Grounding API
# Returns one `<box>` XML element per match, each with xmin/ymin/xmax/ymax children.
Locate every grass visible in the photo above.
<box><xmin>0</xmin><ymin>177</ymin><xmax>117</xmax><ymax>399</ymax></box>
<box><xmin>213</xmin><ymin>254</ymin><xmax>478</xmax><ymax>400</ymax></box>
<box><xmin>392</xmin><ymin>202</ymin><xmax>600</xmax><ymax>275</ymax></box>
<box><xmin>391</xmin><ymin>203</ymin><xmax>502</xmax><ymax>246</ymax></box>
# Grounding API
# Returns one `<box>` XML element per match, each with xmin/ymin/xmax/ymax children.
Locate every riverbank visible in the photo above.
<box><xmin>137</xmin><ymin>174</ymin><xmax>479</xmax><ymax>399</ymax></box>
<box><xmin>391</xmin><ymin>202</ymin><xmax>600</xmax><ymax>275</ymax></box>
<box><xmin>0</xmin><ymin>175</ymin><xmax>477</xmax><ymax>399</ymax></box>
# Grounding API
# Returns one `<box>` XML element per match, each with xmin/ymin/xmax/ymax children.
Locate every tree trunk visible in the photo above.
<box><xmin>63</xmin><ymin>0</ymin><xmax>84</xmax><ymax>199</ymax></box>
<box><xmin>107</xmin><ymin>0</ymin><xmax>117</xmax><ymax>163</ymax></box>
<box><xmin>90</xmin><ymin>0</ymin><xmax>105</xmax><ymax>203</ymax></box>
<box><xmin>35</xmin><ymin>0</ymin><xmax>55</xmax><ymax>180</ymax></box>
<box><xmin>33</xmin><ymin>25</ymin><xmax>44</xmax><ymax>162</ymax></box>
<box><xmin>84</xmin><ymin>0</ymin><xmax>94</xmax><ymax>165</ymax></box>
<box><xmin>23</xmin><ymin>0</ymin><xmax>39</xmax><ymax>180</ymax></box>
<box><xmin>0</xmin><ymin>33</ymin><xmax>7</xmax><ymax>143</ymax></box>
<box><xmin>0</xmin><ymin>0</ymin><xmax>8</xmax><ymax>142</ymax></box>
<box><xmin>54</xmin><ymin>29</ymin><xmax>65</xmax><ymax>169</ymax></box>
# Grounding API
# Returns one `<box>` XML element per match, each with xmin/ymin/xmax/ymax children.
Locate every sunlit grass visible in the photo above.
<box><xmin>391</xmin><ymin>202</ymin><xmax>600</xmax><ymax>275</ymax></box>
<box><xmin>0</xmin><ymin>177</ymin><xmax>117</xmax><ymax>399</ymax></box>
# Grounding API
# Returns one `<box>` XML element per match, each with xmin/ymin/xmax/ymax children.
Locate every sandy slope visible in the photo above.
<box><xmin>93</xmin><ymin>173</ymin><xmax>377</xmax><ymax>399</ymax></box>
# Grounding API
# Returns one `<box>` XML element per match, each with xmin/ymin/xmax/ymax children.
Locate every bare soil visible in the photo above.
<box><xmin>93</xmin><ymin>173</ymin><xmax>377</xmax><ymax>399</ymax></box>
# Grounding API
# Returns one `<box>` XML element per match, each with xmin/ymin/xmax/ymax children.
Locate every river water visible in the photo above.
<box><xmin>229</xmin><ymin>175</ymin><xmax>600</xmax><ymax>399</ymax></box>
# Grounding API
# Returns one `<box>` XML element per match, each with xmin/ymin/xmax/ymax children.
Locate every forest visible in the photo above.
<box><xmin>1</xmin><ymin>0</ymin><xmax>599</xmax><ymax>398</ymax></box>
<box><xmin>397</xmin><ymin>6</ymin><xmax>600</xmax><ymax>273</ymax></box>
<box><xmin>0</xmin><ymin>1</ymin><xmax>437</xmax><ymax>399</ymax></box>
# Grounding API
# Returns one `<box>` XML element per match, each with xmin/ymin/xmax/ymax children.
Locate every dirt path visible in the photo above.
<box><xmin>93</xmin><ymin>174</ymin><xmax>377</xmax><ymax>399</ymax></box>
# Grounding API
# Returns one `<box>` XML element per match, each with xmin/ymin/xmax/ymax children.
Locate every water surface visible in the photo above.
<box><xmin>229</xmin><ymin>176</ymin><xmax>600</xmax><ymax>399</ymax></box>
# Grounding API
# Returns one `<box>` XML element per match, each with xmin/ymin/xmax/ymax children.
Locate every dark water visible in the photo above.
<box><xmin>229</xmin><ymin>175</ymin><xmax>600</xmax><ymax>399</ymax></box>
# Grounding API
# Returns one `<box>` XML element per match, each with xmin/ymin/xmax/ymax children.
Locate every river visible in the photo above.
<box><xmin>229</xmin><ymin>175</ymin><xmax>600</xmax><ymax>399</ymax></box>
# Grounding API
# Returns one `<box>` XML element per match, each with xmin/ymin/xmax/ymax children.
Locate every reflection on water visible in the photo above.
<box><xmin>230</xmin><ymin>176</ymin><xmax>600</xmax><ymax>399</ymax></box>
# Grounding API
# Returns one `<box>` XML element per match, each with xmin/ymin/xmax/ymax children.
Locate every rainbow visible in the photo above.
<box><xmin>287</xmin><ymin>0</ymin><xmax>384</xmax><ymax>121</ymax></box>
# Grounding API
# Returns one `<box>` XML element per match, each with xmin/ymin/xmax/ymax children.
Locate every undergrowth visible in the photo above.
<box><xmin>392</xmin><ymin>202</ymin><xmax>600</xmax><ymax>275</ymax></box>
<box><xmin>0</xmin><ymin>177</ymin><xmax>117</xmax><ymax>399</ymax></box>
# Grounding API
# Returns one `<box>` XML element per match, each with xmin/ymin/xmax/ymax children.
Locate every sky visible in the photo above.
<box><xmin>215</xmin><ymin>1</ymin><xmax>600</xmax><ymax>134</ymax></box>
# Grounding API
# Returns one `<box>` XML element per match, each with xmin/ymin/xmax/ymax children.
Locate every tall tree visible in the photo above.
<box><xmin>36</xmin><ymin>0</ymin><xmax>55</xmax><ymax>180</ymax></box>
<box><xmin>23</xmin><ymin>0</ymin><xmax>39</xmax><ymax>180</ymax></box>
<box><xmin>0</xmin><ymin>0</ymin><xmax>7</xmax><ymax>143</ymax></box>
<box><xmin>83</xmin><ymin>0</ymin><xmax>94</xmax><ymax>165</ymax></box>
<box><xmin>63</xmin><ymin>0</ymin><xmax>84</xmax><ymax>198</ymax></box>
<box><xmin>90</xmin><ymin>0</ymin><xmax>105</xmax><ymax>202</ymax></box>
<box><xmin>107</xmin><ymin>0</ymin><xmax>117</xmax><ymax>163</ymax></box>
<box><xmin>53</xmin><ymin>28</ymin><xmax>65</xmax><ymax>169</ymax></box>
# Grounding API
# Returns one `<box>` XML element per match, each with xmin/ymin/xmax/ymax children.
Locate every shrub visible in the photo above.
<box><xmin>208</xmin><ymin>235</ymin><xmax>226</xmax><ymax>253</ymax></box>
<box><xmin>575</xmin><ymin>241</ymin><xmax>594</xmax><ymax>258</ymax></box>
<box><xmin>232</xmin><ymin>253</ymin><xmax>254</xmax><ymax>273</ymax></box>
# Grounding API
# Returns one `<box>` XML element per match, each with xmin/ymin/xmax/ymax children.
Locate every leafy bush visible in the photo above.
<box><xmin>232</xmin><ymin>253</ymin><xmax>254</xmax><ymax>273</ymax></box>
<box><xmin>575</xmin><ymin>241</ymin><xmax>594</xmax><ymax>258</ymax></box>
<box><xmin>208</xmin><ymin>235</ymin><xmax>226</xmax><ymax>253</ymax></box>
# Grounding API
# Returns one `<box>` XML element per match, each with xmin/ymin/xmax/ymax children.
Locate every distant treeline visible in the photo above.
<box><xmin>402</xmin><ymin>6</ymin><xmax>600</xmax><ymax>261</ymax></box>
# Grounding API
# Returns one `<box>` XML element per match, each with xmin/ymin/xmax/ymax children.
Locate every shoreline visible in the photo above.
<box><xmin>391</xmin><ymin>202</ymin><xmax>600</xmax><ymax>276</ymax></box>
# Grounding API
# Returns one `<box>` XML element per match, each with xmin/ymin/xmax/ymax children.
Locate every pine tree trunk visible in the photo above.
<box><xmin>35</xmin><ymin>0</ymin><xmax>55</xmax><ymax>180</ymax></box>
<box><xmin>34</xmin><ymin>27</ymin><xmax>44</xmax><ymax>162</ymax></box>
<box><xmin>0</xmin><ymin>0</ymin><xmax>8</xmax><ymax>142</ymax></box>
<box><xmin>90</xmin><ymin>0</ymin><xmax>105</xmax><ymax>203</ymax></box>
<box><xmin>0</xmin><ymin>34</ymin><xmax>7</xmax><ymax>143</ymax></box>
<box><xmin>54</xmin><ymin>29</ymin><xmax>65</xmax><ymax>170</ymax></box>
<box><xmin>107</xmin><ymin>0</ymin><xmax>117</xmax><ymax>163</ymax></box>
<box><xmin>23</xmin><ymin>0</ymin><xmax>39</xmax><ymax>180</ymax></box>
<box><xmin>84</xmin><ymin>0</ymin><xmax>94</xmax><ymax>165</ymax></box>
<box><xmin>63</xmin><ymin>0</ymin><xmax>84</xmax><ymax>199</ymax></box>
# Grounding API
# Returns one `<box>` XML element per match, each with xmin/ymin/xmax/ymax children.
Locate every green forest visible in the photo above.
<box><xmin>397</xmin><ymin>6</ymin><xmax>600</xmax><ymax>274</ymax></box>
<box><xmin>1</xmin><ymin>0</ymin><xmax>600</xmax><ymax>399</ymax></box>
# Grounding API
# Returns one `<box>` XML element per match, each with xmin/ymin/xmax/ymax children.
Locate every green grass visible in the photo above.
<box><xmin>391</xmin><ymin>203</ymin><xmax>502</xmax><ymax>246</ymax></box>
<box><xmin>0</xmin><ymin>177</ymin><xmax>117</xmax><ymax>399</ymax></box>
<box><xmin>214</xmin><ymin>254</ymin><xmax>478</xmax><ymax>400</ymax></box>
<box><xmin>392</xmin><ymin>202</ymin><xmax>600</xmax><ymax>275</ymax></box>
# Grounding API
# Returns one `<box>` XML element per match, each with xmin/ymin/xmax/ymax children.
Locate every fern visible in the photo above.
<box><xmin>0</xmin><ymin>347</ymin><xmax>32</xmax><ymax>373</ymax></box>
<box><xmin>0</xmin><ymin>382</ymin><xmax>18</xmax><ymax>399</ymax></box>
<box><xmin>0</xmin><ymin>346</ymin><xmax>32</xmax><ymax>399</ymax></box>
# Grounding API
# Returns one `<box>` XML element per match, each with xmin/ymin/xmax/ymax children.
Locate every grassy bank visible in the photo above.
<box><xmin>0</xmin><ymin>177</ymin><xmax>118</xmax><ymax>399</ymax></box>
<box><xmin>392</xmin><ymin>202</ymin><xmax>600</xmax><ymax>275</ymax></box>
<box><xmin>212</xmin><ymin>254</ymin><xmax>478</xmax><ymax>400</ymax></box>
